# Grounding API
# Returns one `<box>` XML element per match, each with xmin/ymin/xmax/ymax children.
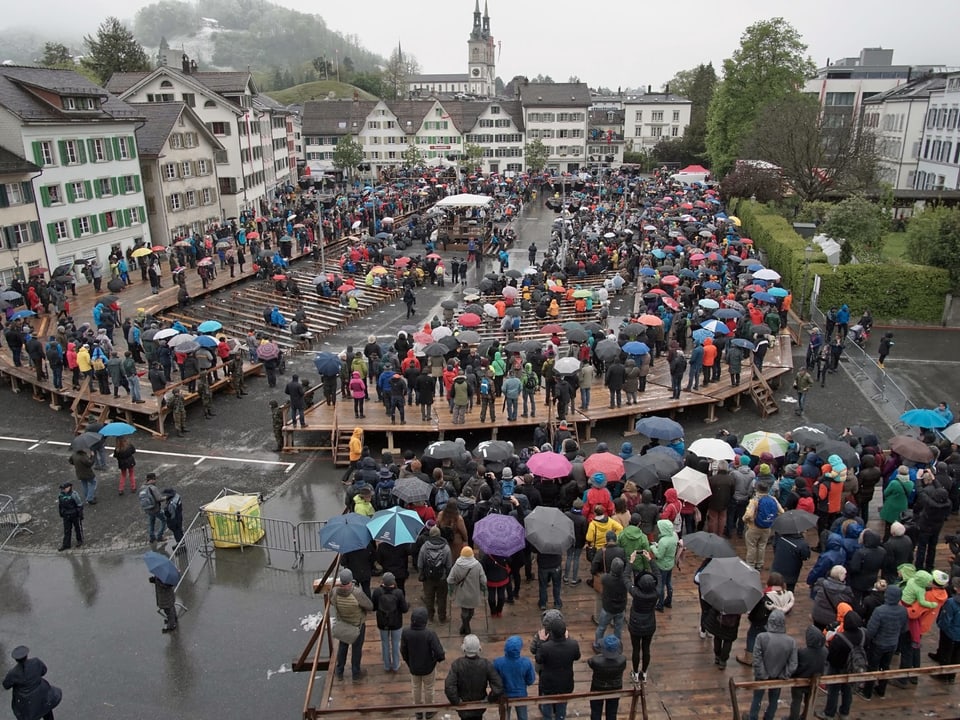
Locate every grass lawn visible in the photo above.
<box><xmin>881</xmin><ymin>231</ymin><xmax>909</xmax><ymax>262</ymax></box>
<box><xmin>266</xmin><ymin>81</ymin><xmax>377</xmax><ymax>105</ymax></box>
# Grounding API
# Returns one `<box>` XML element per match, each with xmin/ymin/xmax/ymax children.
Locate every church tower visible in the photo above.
<box><xmin>467</xmin><ymin>0</ymin><xmax>496</xmax><ymax>97</ymax></box>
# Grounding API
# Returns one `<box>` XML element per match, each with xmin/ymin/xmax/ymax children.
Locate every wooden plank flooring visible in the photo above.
<box><xmin>312</xmin><ymin>526</ymin><xmax>960</xmax><ymax>719</ymax></box>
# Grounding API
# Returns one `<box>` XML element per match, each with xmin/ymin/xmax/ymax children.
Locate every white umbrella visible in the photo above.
<box><xmin>382</xmin><ymin>216</ymin><xmax>395</xmax><ymax>224</ymax></box>
<box><xmin>688</xmin><ymin>438</ymin><xmax>736</xmax><ymax>461</ymax></box>
<box><xmin>672</xmin><ymin>466</ymin><xmax>711</xmax><ymax>505</ymax></box>
<box><xmin>154</xmin><ymin>328</ymin><xmax>179</xmax><ymax>340</ymax></box>
<box><xmin>432</xmin><ymin>326</ymin><xmax>453</xmax><ymax>339</ymax></box>
<box><xmin>943</xmin><ymin>423</ymin><xmax>960</xmax><ymax>444</ymax></box>
<box><xmin>753</xmin><ymin>268</ymin><xmax>781</xmax><ymax>282</ymax></box>
<box><xmin>554</xmin><ymin>357</ymin><xmax>581</xmax><ymax>375</ymax></box>
<box><xmin>483</xmin><ymin>303</ymin><xmax>499</xmax><ymax>318</ymax></box>
<box><xmin>351</xmin><ymin>220</ymin><xmax>362</xmax><ymax>230</ymax></box>
<box><xmin>168</xmin><ymin>333</ymin><xmax>197</xmax><ymax>348</ymax></box>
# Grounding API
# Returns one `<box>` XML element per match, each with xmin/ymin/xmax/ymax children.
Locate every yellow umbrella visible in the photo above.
<box><xmin>370</xmin><ymin>266</ymin><xmax>389</xmax><ymax>275</ymax></box>
<box><xmin>131</xmin><ymin>247</ymin><xmax>154</xmax><ymax>258</ymax></box>
<box><xmin>728</xmin><ymin>216</ymin><xmax>741</xmax><ymax>227</ymax></box>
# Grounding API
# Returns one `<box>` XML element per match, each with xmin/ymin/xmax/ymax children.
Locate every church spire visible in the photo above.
<box><xmin>482</xmin><ymin>1</ymin><xmax>490</xmax><ymax>34</ymax></box>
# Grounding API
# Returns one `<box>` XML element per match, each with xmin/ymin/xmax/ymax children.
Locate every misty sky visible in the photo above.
<box><xmin>5</xmin><ymin>0</ymin><xmax>960</xmax><ymax>88</ymax></box>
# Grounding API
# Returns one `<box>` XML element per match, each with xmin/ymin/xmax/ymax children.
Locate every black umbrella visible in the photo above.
<box><xmin>682</xmin><ymin>532</ymin><xmax>736</xmax><ymax>559</ymax></box>
<box><xmin>70</xmin><ymin>431</ymin><xmax>103</xmax><ymax>451</ymax></box>
<box><xmin>504</xmin><ymin>342</ymin><xmax>524</xmax><ymax>353</ymax></box>
<box><xmin>423</xmin><ymin>440</ymin><xmax>462</xmax><ymax>460</ymax></box>
<box><xmin>814</xmin><ymin>439</ymin><xmax>859</xmax><ymax>468</ymax></box>
<box><xmin>594</xmin><ymin>339</ymin><xmax>621</xmax><ymax>362</ymax></box>
<box><xmin>847</xmin><ymin>424</ymin><xmax>876</xmax><ymax>444</ymax></box>
<box><xmin>106</xmin><ymin>278</ymin><xmax>124</xmax><ymax>293</ymax></box>
<box><xmin>441</xmin><ymin>299</ymin><xmax>459</xmax><ymax>310</ymax></box>
<box><xmin>520</xmin><ymin>339</ymin><xmax>542</xmax><ymax>353</ymax></box>
<box><xmin>771</xmin><ymin>510</ymin><xmax>818</xmax><ymax>535</ymax></box>
<box><xmin>505</xmin><ymin>306</ymin><xmax>523</xmax><ymax>317</ymax></box>
<box><xmin>623</xmin><ymin>455</ymin><xmax>667</xmax><ymax>489</ymax></box>
<box><xmin>479</xmin><ymin>278</ymin><xmax>495</xmax><ymax>292</ymax></box>
<box><xmin>583</xmin><ymin>322</ymin><xmax>604</xmax><ymax>334</ymax></box>
<box><xmin>524</xmin><ymin>506</ymin><xmax>574</xmax><ymax>554</ymax></box>
<box><xmin>100</xmin><ymin>295</ymin><xmax>119</xmax><ymax>305</ymax></box>
<box><xmin>504</xmin><ymin>269</ymin><xmax>522</xmax><ymax>279</ymax></box>
<box><xmin>456</xmin><ymin>330</ymin><xmax>481</xmax><ymax>345</ymax></box>
<box><xmin>750</xmin><ymin>323</ymin><xmax>772</xmax><ymax>336</ymax></box>
<box><xmin>437</xmin><ymin>335</ymin><xmax>460</xmax><ymax>350</ymax></box>
<box><xmin>567</xmin><ymin>328</ymin><xmax>588</xmax><ymax>344</ymax></box>
<box><xmin>392</xmin><ymin>477</ymin><xmax>433</xmax><ymax>504</ymax></box>
<box><xmin>620</xmin><ymin>324</ymin><xmax>645</xmax><ymax>338</ymax></box>
<box><xmin>699</xmin><ymin>557</ymin><xmax>764</xmax><ymax>614</ymax></box>
<box><xmin>463</xmin><ymin>303</ymin><xmax>484</xmax><ymax>316</ymax></box>
<box><xmin>423</xmin><ymin>343</ymin><xmax>449</xmax><ymax>357</ymax></box>
<box><xmin>473</xmin><ymin>440</ymin><xmax>514</xmax><ymax>462</ymax></box>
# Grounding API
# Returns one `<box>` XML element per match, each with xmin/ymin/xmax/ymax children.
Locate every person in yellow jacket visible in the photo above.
<box><xmin>76</xmin><ymin>343</ymin><xmax>94</xmax><ymax>391</ymax></box>
<box><xmin>586</xmin><ymin>507</ymin><xmax>623</xmax><ymax>552</ymax></box>
<box><xmin>343</xmin><ymin>427</ymin><xmax>364</xmax><ymax>483</ymax></box>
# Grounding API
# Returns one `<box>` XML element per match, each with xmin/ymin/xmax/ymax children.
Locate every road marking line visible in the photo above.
<box><xmin>0</xmin><ymin>436</ymin><xmax>39</xmax><ymax>443</ymax></box>
<box><xmin>194</xmin><ymin>458</ymin><xmax>205</xmax><ymax>466</ymax></box>
<box><xmin>27</xmin><ymin>443</ymin><xmax>40</xmax><ymax>450</ymax></box>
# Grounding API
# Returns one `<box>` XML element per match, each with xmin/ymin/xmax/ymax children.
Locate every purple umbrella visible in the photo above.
<box><xmin>472</xmin><ymin>514</ymin><xmax>525</xmax><ymax>557</ymax></box>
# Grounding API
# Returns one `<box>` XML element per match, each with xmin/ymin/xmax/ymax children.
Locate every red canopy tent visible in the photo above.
<box><xmin>679</xmin><ymin>164</ymin><xmax>709</xmax><ymax>175</ymax></box>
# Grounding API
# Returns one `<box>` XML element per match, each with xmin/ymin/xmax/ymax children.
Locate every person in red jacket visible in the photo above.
<box><xmin>583</xmin><ymin>473</ymin><xmax>615</xmax><ymax>523</ymax></box>
<box><xmin>701</xmin><ymin>337</ymin><xmax>717</xmax><ymax>387</ymax></box>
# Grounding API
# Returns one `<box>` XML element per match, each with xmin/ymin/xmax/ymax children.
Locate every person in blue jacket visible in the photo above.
<box><xmin>835</xmin><ymin>304</ymin><xmax>850</xmax><ymax>340</ymax></box>
<box><xmin>935</xmin><ymin>402</ymin><xmax>954</xmax><ymax>427</ymax></box>
<box><xmin>493</xmin><ymin>635</ymin><xmax>535</xmax><ymax>720</ymax></box>
<box><xmin>269</xmin><ymin>306</ymin><xmax>287</xmax><ymax>328</ymax></box>
<box><xmin>805</xmin><ymin>533</ymin><xmax>846</xmax><ymax>592</ymax></box>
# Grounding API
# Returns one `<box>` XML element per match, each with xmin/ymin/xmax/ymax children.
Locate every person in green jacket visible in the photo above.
<box><xmin>645</xmin><ymin>519</ymin><xmax>678</xmax><ymax>612</ymax></box>
<box><xmin>618</xmin><ymin>516</ymin><xmax>651</xmax><ymax>584</ymax></box>
<box><xmin>880</xmin><ymin>465</ymin><xmax>915</xmax><ymax>540</ymax></box>
<box><xmin>491</xmin><ymin>351</ymin><xmax>506</xmax><ymax>396</ymax></box>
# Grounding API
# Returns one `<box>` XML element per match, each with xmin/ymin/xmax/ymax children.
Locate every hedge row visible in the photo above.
<box><xmin>730</xmin><ymin>199</ymin><xmax>950</xmax><ymax>324</ymax></box>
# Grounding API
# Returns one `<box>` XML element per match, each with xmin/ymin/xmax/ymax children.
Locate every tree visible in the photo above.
<box><xmin>382</xmin><ymin>46</ymin><xmax>419</xmax><ymax>100</ymax></box>
<box><xmin>312</xmin><ymin>56</ymin><xmax>332</xmax><ymax>80</ymax></box>
<box><xmin>532</xmin><ymin>74</ymin><xmax>554</xmax><ymax>84</ymax></box>
<box><xmin>568</xmin><ymin>75</ymin><xmax>580</xmax><ymax>84</ymax></box>
<box><xmin>744</xmin><ymin>92</ymin><xmax>879</xmax><ymax>201</ymax></box>
<box><xmin>821</xmin><ymin>195</ymin><xmax>889</xmax><ymax>264</ymax></box>
<box><xmin>461</xmin><ymin>143</ymin><xmax>485</xmax><ymax>172</ymax></box>
<box><xmin>40</xmin><ymin>42</ymin><xmax>74</xmax><ymax>68</ymax></box>
<box><xmin>905</xmin><ymin>205</ymin><xmax>960</xmax><ymax>287</ymax></box>
<box><xmin>706</xmin><ymin>18</ymin><xmax>815</xmax><ymax>175</ymax></box>
<box><xmin>82</xmin><ymin>17</ymin><xmax>151</xmax><ymax>85</ymax></box>
<box><xmin>685</xmin><ymin>63</ymin><xmax>717</xmax><ymax>156</ymax></box>
<box><xmin>662</xmin><ymin>67</ymin><xmax>697</xmax><ymax>97</ymax></box>
<box><xmin>524</xmin><ymin>139</ymin><xmax>550</xmax><ymax>174</ymax></box>
<box><xmin>332</xmin><ymin>135</ymin><xmax>364</xmax><ymax>178</ymax></box>
<box><xmin>401</xmin><ymin>144</ymin><xmax>423</xmax><ymax>169</ymax></box>
<box><xmin>341</xmin><ymin>56</ymin><xmax>355</xmax><ymax>75</ymax></box>
<box><xmin>718</xmin><ymin>164</ymin><xmax>784</xmax><ymax>203</ymax></box>
<box><xmin>133</xmin><ymin>0</ymin><xmax>197</xmax><ymax>47</ymax></box>
<box><xmin>350</xmin><ymin>72</ymin><xmax>385</xmax><ymax>98</ymax></box>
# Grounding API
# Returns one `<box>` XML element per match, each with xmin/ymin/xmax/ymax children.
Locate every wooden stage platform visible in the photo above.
<box><xmin>301</xmin><ymin>525</ymin><xmax>960</xmax><ymax>720</ymax></box>
<box><xmin>283</xmin><ymin>333</ymin><xmax>794</xmax><ymax>460</ymax></box>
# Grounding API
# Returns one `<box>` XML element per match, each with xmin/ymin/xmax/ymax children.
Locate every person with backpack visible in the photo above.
<box><xmin>820</xmin><ymin>610</ymin><xmax>866</xmax><ymax>720</ymax></box>
<box><xmin>502</xmin><ymin>371</ymin><xmax>522</xmax><ymax>422</ymax></box>
<box><xmin>57</xmin><ymin>481</ymin><xmax>84</xmax><ymax>551</ymax></box>
<box><xmin>401</xmin><ymin>607</ymin><xmax>446</xmax><ymax>716</ymax></box>
<box><xmin>112</xmin><ymin>437</ymin><xmax>137</xmax><ymax>496</ymax></box>
<box><xmin>403</xmin><ymin>286</ymin><xmax>416</xmax><ymax>319</ymax></box>
<box><xmin>858</xmin><ymin>584</ymin><xmax>907</xmax><ymax>699</ymax></box>
<box><xmin>372</xmin><ymin>572</ymin><xmax>409</xmax><ymax>673</ymax></box>
<box><xmin>478</xmin><ymin>373</ymin><xmax>496</xmax><ymax>423</ymax></box>
<box><xmin>448</xmin><ymin>546</ymin><xmax>487</xmax><ymax>636</ymax></box>
<box><xmin>742</xmin><ymin>479</ymin><xmax>783</xmax><ymax>570</ymax></box>
<box><xmin>519</xmin><ymin>362</ymin><xmax>538</xmax><ymax>418</ymax></box>
<box><xmin>161</xmin><ymin>488</ymin><xmax>184</xmax><ymax>543</ymax></box>
<box><xmin>140</xmin><ymin>473</ymin><xmax>166</xmax><ymax>543</ymax></box>
<box><xmin>419</xmin><ymin>524</ymin><xmax>453</xmax><ymax>623</ymax></box>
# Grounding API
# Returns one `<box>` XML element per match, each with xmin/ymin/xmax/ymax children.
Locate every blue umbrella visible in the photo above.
<box><xmin>752</xmin><ymin>291</ymin><xmax>776</xmax><ymax>304</ymax></box>
<box><xmin>703</xmin><ymin>281</ymin><xmax>722</xmax><ymax>290</ymax></box>
<box><xmin>366</xmin><ymin>507</ymin><xmax>424</xmax><ymax>546</ymax></box>
<box><xmin>319</xmin><ymin>513</ymin><xmax>371</xmax><ymax>553</ymax></box>
<box><xmin>622</xmin><ymin>341</ymin><xmax>650</xmax><ymax>355</ymax></box>
<box><xmin>679</xmin><ymin>268</ymin><xmax>698</xmax><ymax>279</ymax></box>
<box><xmin>900</xmin><ymin>408</ymin><xmax>949</xmax><ymax>429</ymax></box>
<box><xmin>195</xmin><ymin>335</ymin><xmax>218</xmax><ymax>348</ymax></box>
<box><xmin>730</xmin><ymin>338</ymin><xmax>755</xmax><ymax>350</ymax></box>
<box><xmin>747</xmin><ymin>263</ymin><xmax>764</xmax><ymax>273</ymax></box>
<box><xmin>314</xmin><ymin>351</ymin><xmax>342</xmax><ymax>377</ymax></box>
<box><xmin>635</xmin><ymin>416</ymin><xmax>685</xmax><ymax>440</ymax></box>
<box><xmin>144</xmin><ymin>551</ymin><xmax>180</xmax><ymax>586</ymax></box>
<box><xmin>99</xmin><ymin>422</ymin><xmax>136</xmax><ymax>437</ymax></box>
<box><xmin>651</xmin><ymin>249</ymin><xmax>666</xmax><ymax>259</ymax></box>
<box><xmin>639</xmin><ymin>267</ymin><xmax>657</xmax><ymax>277</ymax></box>
<box><xmin>701</xmin><ymin>320</ymin><xmax>730</xmax><ymax>335</ymax></box>
<box><xmin>714</xmin><ymin>309</ymin><xmax>742</xmax><ymax>320</ymax></box>
<box><xmin>197</xmin><ymin>320</ymin><xmax>223</xmax><ymax>333</ymax></box>
<box><xmin>692</xmin><ymin>328</ymin><xmax>713</xmax><ymax>344</ymax></box>
<box><xmin>9</xmin><ymin>309</ymin><xmax>36</xmax><ymax>320</ymax></box>
<box><xmin>768</xmin><ymin>287</ymin><xmax>789</xmax><ymax>298</ymax></box>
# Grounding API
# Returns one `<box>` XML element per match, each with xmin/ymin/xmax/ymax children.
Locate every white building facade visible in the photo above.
<box><xmin>0</xmin><ymin>147</ymin><xmax>45</xmax><ymax>286</ymax></box>
<box><xmin>623</xmin><ymin>94</ymin><xmax>692</xmax><ymax>151</ymax></box>
<box><xmin>915</xmin><ymin>73</ymin><xmax>960</xmax><ymax>190</ymax></box>
<box><xmin>519</xmin><ymin>83</ymin><xmax>591</xmax><ymax>173</ymax></box>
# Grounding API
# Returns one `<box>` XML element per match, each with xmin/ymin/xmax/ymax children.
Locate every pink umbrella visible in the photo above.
<box><xmin>583</xmin><ymin>452</ymin><xmax>625</xmax><ymax>482</ymax></box>
<box><xmin>394</xmin><ymin>257</ymin><xmax>411</xmax><ymax>267</ymax></box>
<box><xmin>526</xmin><ymin>451</ymin><xmax>572</xmax><ymax>480</ymax></box>
<box><xmin>502</xmin><ymin>286</ymin><xmax>519</xmax><ymax>298</ymax></box>
<box><xmin>413</xmin><ymin>331</ymin><xmax>433</xmax><ymax>344</ymax></box>
<box><xmin>458</xmin><ymin>313</ymin><xmax>482</xmax><ymax>327</ymax></box>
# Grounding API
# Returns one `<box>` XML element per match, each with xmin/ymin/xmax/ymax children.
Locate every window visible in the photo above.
<box><xmin>117</xmin><ymin>137</ymin><xmax>131</xmax><ymax>159</ymax></box>
<box><xmin>146</xmin><ymin>93</ymin><xmax>175</xmax><ymax>103</ymax></box>
<box><xmin>184</xmin><ymin>132</ymin><xmax>198</xmax><ymax>148</ymax></box>
<box><xmin>650</xmin><ymin>126</ymin><xmax>663</xmax><ymax>138</ymax></box>
<box><xmin>69</xmin><ymin>181</ymin><xmax>86</xmax><ymax>201</ymax></box>
<box><xmin>102</xmin><ymin>211</ymin><xmax>117</xmax><ymax>230</ymax></box>
<box><xmin>170</xmin><ymin>134</ymin><xmax>183</xmax><ymax>149</ymax></box>
<box><xmin>92</xmin><ymin>138</ymin><xmax>108</xmax><ymax>162</ymax></box>
<box><xmin>201</xmin><ymin>188</ymin><xmax>212</xmax><ymax>205</ymax></box>
<box><xmin>825</xmin><ymin>92</ymin><xmax>855</xmax><ymax>107</ymax></box>
<box><xmin>42</xmin><ymin>184</ymin><xmax>62</xmax><ymax>205</ymax></box>
<box><xmin>164</xmin><ymin>163</ymin><xmax>178</xmax><ymax>180</ymax></box>
<box><xmin>181</xmin><ymin>161</ymin><xmax>193</xmax><ymax>178</ymax></box>
<box><xmin>490</xmin><ymin>105</ymin><xmax>500</xmax><ymax>115</ymax></box>
<box><xmin>182</xmin><ymin>93</ymin><xmax>195</xmax><ymax>108</ymax></box>
<box><xmin>672</xmin><ymin>111</ymin><xmax>680</xmax><ymax>123</ymax></box>
<box><xmin>634</xmin><ymin>111</ymin><xmax>643</xmax><ymax>123</ymax></box>
<box><xmin>651</xmin><ymin>111</ymin><xmax>664</xmax><ymax>123</ymax></box>
<box><xmin>634</xmin><ymin>126</ymin><xmax>643</xmax><ymax>137</ymax></box>
<box><xmin>64</xmin><ymin>140</ymin><xmax>79</xmax><ymax>164</ymax></box>
<box><xmin>671</xmin><ymin>126</ymin><xmax>679</xmax><ymax>137</ymax></box>
<box><xmin>196</xmin><ymin>159</ymin><xmax>210</xmax><ymax>175</ymax></box>
<box><xmin>120</xmin><ymin>175</ymin><xmax>137</xmax><ymax>193</ymax></box>
<box><xmin>3</xmin><ymin>183</ymin><xmax>25</xmax><ymax>205</ymax></box>
<box><xmin>169</xmin><ymin>194</ymin><xmax>182</xmax><ymax>211</ymax></box>
<box><xmin>97</xmin><ymin>178</ymin><xmax>113</xmax><ymax>197</ymax></box>
<box><xmin>204</xmin><ymin>100</ymin><xmax>216</xmax><ymax>108</ymax></box>
<box><xmin>78</xmin><ymin>216</ymin><xmax>91</xmax><ymax>235</ymax></box>
<box><xmin>210</xmin><ymin>122</ymin><xmax>230</xmax><ymax>136</ymax></box>
<box><xmin>129</xmin><ymin>207</ymin><xmax>142</xmax><ymax>224</ymax></box>
<box><xmin>160</xmin><ymin>80</ymin><xmax>173</xmax><ymax>89</ymax></box>
<box><xmin>7</xmin><ymin>223</ymin><xmax>30</xmax><ymax>245</ymax></box>
<box><xmin>214</xmin><ymin>150</ymin><xmax>228</xmax><ymax>165</ymax></box>
<box><xmin>38</xmin><ymin>141</ymin><xmax>54</xmax><ymax>166</ymax></box>
<box><xmin>185</xmin><ymin>190</ymin><xmax>197</xmax><ymax>208</ymax></box>
<box><xmin>52</xmin><ymin>220</ymin><xmax>68</xmax><ymax>240</ymax></box>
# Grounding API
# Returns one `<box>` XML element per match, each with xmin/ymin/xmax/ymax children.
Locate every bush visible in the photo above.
<box><xmin>730</xmin><ymin>198</ymin><xmax>950</xmax><ymax>323</ymax></box>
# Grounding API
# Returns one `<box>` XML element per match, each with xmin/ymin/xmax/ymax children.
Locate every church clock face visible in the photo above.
<box><xmin>472</xmin><ymin>68</ymin><xmax>481</xmax><ymax>77</ymax></box>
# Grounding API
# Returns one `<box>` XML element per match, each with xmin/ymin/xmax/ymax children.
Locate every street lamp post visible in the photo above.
<box><xmin>799</xmin><ymin>245</ymin><xmax>814</xmax><ymax>321</ymax></box>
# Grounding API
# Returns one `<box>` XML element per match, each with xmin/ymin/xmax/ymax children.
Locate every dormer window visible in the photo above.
<box><xmin>62</xmin><ymin>96</ymin><xmax>98</xmax><ymax>111</ymax></box>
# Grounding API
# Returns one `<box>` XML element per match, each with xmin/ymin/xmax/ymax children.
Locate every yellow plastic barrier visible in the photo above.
<box><xmin>203</xmin><ymin>494</ymin><xmax>265</xmax><ymax>548</ymax></box>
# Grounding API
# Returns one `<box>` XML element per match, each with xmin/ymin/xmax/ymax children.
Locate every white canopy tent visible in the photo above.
<box><xmin>435</xmin><ymin>193</ymin><xmax>494</xmax><ymax>208</ymax></box>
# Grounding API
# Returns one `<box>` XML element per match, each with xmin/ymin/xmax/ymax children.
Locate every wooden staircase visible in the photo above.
<box><xmin>550</xmin><ymin>417</ymin><xmax>580</xmax><ymax>449</ymax></box>
<box><xmin>748</xmin><ymin>365</ymin><xmax>778</xmax><ymax>418</ymax></box>
<box><xmin>332</xmin><ymin>423</ymin><xmax>353</xmax><ymax>467</ymax></box>
<box><xmin>71</xmin><ymin>386</ymin><xmax>111</xmax><ymax>433</ymax></box>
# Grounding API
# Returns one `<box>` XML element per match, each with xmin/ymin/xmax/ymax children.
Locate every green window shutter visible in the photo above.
<box><xmin>87</xmin><ymin>139</ymin><xmax>96</xmax><ymax>160</ymax></box>
<box><xmin>110</xmin><ymin>177</ymin><xmax>119</xmax><ymax>196</ymax></box>
<box><xmin>32</xmin><ymin>141</ymin><xmax>44</xmax><ymax>166</ymax></box>
<box><xmin>71</xmin><ymin>218</ymin><xmax>81</xmax><ymax>237</ymax></box>
<box><xmin>112</xmin><ymin>137</ymin><xmax>121</xmax><ymax>159</ymax></box>
<box><xmin>84</xmin><ymin>180</ymin><xmax>93</xmax><ymax>199</ymax></box>
<box><xmin>77</xmin><ymin>141</ymin><xmax>87</xmax><ymax>164</ymax></box>
<box><xmin>104</xmin><ymin>140</ymin><xmax>113</xmax><ymax>161</ymax></box>
<box><xmin>29</xmin><ymin>221</ymin><xmax>41</xmax><ymax>243</ymax></box>
<box><xmin>47</xmin><ymin>222</ymin><xmax>58</xmax><ymax>244</ymax></box>
<box><xmin>115</xmin><ymin>211</ymin><xmax>125</xmax><ymax>229</ymax></box>
<box><xmin>58</xmin><ymin>140</ymin><xmax>68</xmax><ymax>164</ymax></box>
<box><xmin>134</xmin><ymin>175</ymin><xmax>141</xmax><ymax>192</ymax></box>
<box><xmin>89</xmin><ymin>215</ymin><xmax>99</xmax><ymax>234</ymax></box>
<box><xmin>2</xmin><ymin>227</ymin><xmax>13</xmax><ymax>250</ymax></box>
<box><xmin>0</xmin><ymin>185</ymin><xmax>7</xmax><ymax>208</ymax></box>
<box><xmin>123</xmin><ymin>209</ymin><xmax>132</xmax><ymax>226</ymax></box>
<box><xmin>128</xmin><ymin>137</ymin><xmax>137</xmax><ymax>158</ymax></box>
<box><xmin>140</xmin><ymin>205</ymin><xmax>146</xmax><ymax>221</ymax></box>
<box><xmin>93</xmin><ymin>180</ymin><xmax>102</xmax><ymax>198</ymax></box>
<box><xmin>40</xmin><ymin>186</ymin><xmax>51</xmax><ymax>207</ymax></box>
<box><xmin>98</xmin><ymin>213</ymin><xmax>107</xmax><ymax>231</ymax></box>
<box><xmin>65</xmin><ymin>183</ymin><xmax>76</xmax><ymax>203</ymax></box>
<box><xmin>21</xmin><ymin>182</ymin><xmax>33</xmax><ymax>202</ymax></box>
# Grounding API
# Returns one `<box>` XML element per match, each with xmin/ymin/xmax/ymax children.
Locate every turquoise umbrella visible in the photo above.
<box><xmin>900</xmin><ymin>408</ymin><xmax>948</xmax><ymax>429</ymax></box>
<box><xmin>366</xmin><ymin>507</ymin><xmax>424</xmax><ymax>546</ymax></box>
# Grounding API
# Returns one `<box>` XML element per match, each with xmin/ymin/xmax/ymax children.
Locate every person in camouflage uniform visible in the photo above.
<box><xmin>230</xmin><ymin>353</ymin><xmax>247</xmax><ymax>398</ymax></box>
<box><xmin>198</xmin><ymin>373</ymin><xmax>214</xmax><ymax>419</ymax></box>
<box><xmin>270</xmin><ymin>400</ymin><xmax>285</xmax><ymax>452</ymax></box>
<box><xmin>170</xmin><ymin>388</ymin><xmax>187</xmax><ymax>436</ymax></box>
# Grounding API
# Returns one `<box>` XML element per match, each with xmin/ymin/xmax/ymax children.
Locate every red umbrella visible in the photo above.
<box><xmin>426</xmin><ymin>253</ymin><xmax>442</xmax><ymax>260</ymax></box>
<box><xmin>273</xmin><ymin>274</ymin><xmax>287</xmax><ymax>281</ymax></box>
<box><xmin>151</xmin><ymin>245</ymin><xmax>167</xmax><ymax>252</ymax></box>
<box><xmin>662</xmin><ymin>297</ymin><xmax>680</xmax><ymax>311</ymax></box>
<box><xmin>246</xmin><ymin>231</ymin><xmax>260</xmax><ymax>239</ymax></box>
<box><xmin>743</xmin><ymin>284</ymin><xmax>763</xmax><ymax>293</ymax></box>
<box><xmin>740</xmin><ymin>238</ymin><xmax>754</xmax><ymax>245</ymax></box>
<box><xmin>337</xmin><ymin>283</ymin><xmax>356</xmax><ymax>292</ymax></box>
<box><xmin>639</xmin><ymin>314</ymin><xmax>664</xmax><ymax>326</ymax></box>
<box><xmin>649</xmin><ymin>288</ymin><xmax>668</xmax><ymax>296</ymax></box>
<box><xmin>541</xmin><ymin>323</ymin><xmax>563</xmax><ymax>334</ymax></box>
<box><xmin>458</xmin><ymin>313</ymin><xmax>482</xmax><ymax>327</ymax></box>
<box><xmin>395</xmin><ymin>257</ymin><xmax>411</xmax><ymax>267</ymax></box>
<box><xmin>198</xmin><ymin>257</ymin><xmax>213</xmax><ymax>266</ymax></box>
<box><xmin>680</xmin><ymin>202</ymin><xmax>694</xmax><ymax>210</ymax></box>
<box><xmin>583</xmin><ymin>452</ymin><xmax>625</xmax><ymax>481</ymax></box>
<box><xmin>660</xmin><ymin>275</ymin><xmax>679</xmax><ymax>286</ymax></box>
<box><xmin>688</xmin><ymin>252</ymin><xmax>705</xmax><ymax>262</ymax></box>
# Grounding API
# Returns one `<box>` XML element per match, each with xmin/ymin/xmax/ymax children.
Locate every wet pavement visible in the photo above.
<box><xmin>1</xmin><ymin>199</ymin><xmax>957</xmax><ymax>717</ymax></box>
